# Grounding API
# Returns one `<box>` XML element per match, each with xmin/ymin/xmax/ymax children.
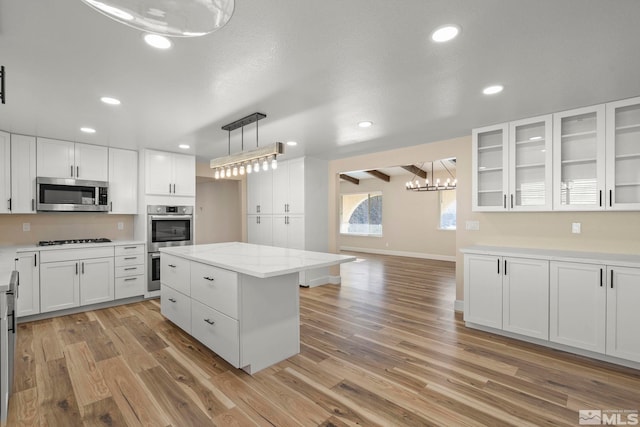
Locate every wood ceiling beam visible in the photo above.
<box><xmin>339</xmin><ymin>174</ymin><xmax>360</xmax><ymax>185</ymax></box>
<box><xmin>401</xmin><ymin>165</ymin><xmax>427</xmax><ymax>179</ymax></box>
<box><xmin>365</xmin><ymin>170</ymin><xmax>390</xmax><ymax>182</ymax></box>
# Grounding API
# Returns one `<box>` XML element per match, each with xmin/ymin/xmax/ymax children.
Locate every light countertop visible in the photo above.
<box><xmin>161</xmin><ymin>242</ymin><xmax>356</xmax><ymax>278</ymax></box>
<box><xmin>461</xmin><ymin>245</ymin><xmax>640</xmax><ymax>268</ymax></box>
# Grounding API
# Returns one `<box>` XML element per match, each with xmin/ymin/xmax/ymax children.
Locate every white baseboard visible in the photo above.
<box><xmin>340</xmin><ymin>246</ymin><xmax>456</xmax><ymax>262</ymax></box>
<box><xmin>302</xmin><ymin>275</ymin><xmax>341</xmax><ymax>288</ymax></box>
<box><xmin>454</xmin><ymin>300</ymin><xmax>464</xmax><ymax>312</ymax></box>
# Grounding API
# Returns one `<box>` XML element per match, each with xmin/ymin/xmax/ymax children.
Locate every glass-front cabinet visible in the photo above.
<box><xmin>553</xmin><ymin>105</ymin><xmax>606</xmax><ymax>210</ymax></box>
<box><xmin>508</xmin><ymin>115</ymin><xmax>553</xmax><ymax>211</ymax></box>
<box><xmin>472</xmin><ymin>124</ymin><xmax>508</xmax><ymax>211</ymax></box>
<box><xmin>606</xmin><ymin>96</ymin><xmax>640</xmax><ymax>210</ymax></box>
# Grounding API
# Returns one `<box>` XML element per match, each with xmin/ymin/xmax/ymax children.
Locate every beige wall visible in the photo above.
<box><xmin>0</xmin><ymin>214</ymin><xmax>134</xmax><ymax>245</ymax></box>
<box><xmin>329</xmin><ymin>134</ymin><xmax>640</xmax><ymax>302</ymax></box>
<box><xmin>339</xmin><ymin>172</ymin><xmax>456</xmax><ymax>258</ymax></box>
<box><xmin>195</xmin><ymin>179</ymin><xmax>242</xmax><ymax>244</ymax></box>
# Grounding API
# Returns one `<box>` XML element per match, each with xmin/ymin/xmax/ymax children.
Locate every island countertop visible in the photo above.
<box><xmin>160</xmin><ymin>242</ymin><xmax>355</xmax><ymax>278</ymax></box>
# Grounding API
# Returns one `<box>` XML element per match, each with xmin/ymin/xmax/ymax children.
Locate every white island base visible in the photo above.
<box><xmin>159</xmin><ymin>243</ymin><xmax>354</xmax><ymax>374</ymax></box>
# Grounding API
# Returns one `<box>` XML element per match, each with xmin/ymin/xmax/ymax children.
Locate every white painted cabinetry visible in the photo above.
<box><xmin>144</xmin><ymin>150</ymin><xmax>195</xmax><ymax>196</ymax></box>
<box><xmin>108</xmin><ymin>148</ymin><xmax>138</xmax><ymax>214</ymax></box>
<box><xmin>272</xmin><ymin>215</ymin><xmax>304</xmax><ymax>250</ymax></box>
<box><xmin>10</xmin><ymin>134</ymin><xmax>37</xmax><ymax>213</ymax></box>
<box><xmin>272</xmin><ymin>158</ymin><xmax>305</xmax><ymax>214</ymax></box>
<box><xmin>36</xmin><ymin>137</ymin><xmax>108</xmax><ymax>181</ymax></box>
<box><xmin>0</xmin><ymin>132</ymin><xmax>9</xmax><ymax>214</ymax></box>
<box><xmin>464</xmin><ymin>254</ymin><xmax>503</xmax><ymax>328</ymax></box>
<box><xmin>605</xmin><ymin>266</ymin><xmax>640</xmax><ymax>363</ymax></box>
<box><xmin>16</xmin><ymin>251</ymin><xmax>40</xmax><ymax>317</ymax></box>
<box><xmin>472</xmin><ymin>124</ymin><xmax>508</xmax><ymax>211</ymax></box>
<box><xmin>114</xmin><ymin>244</ymin><xmax>145</xmax><ymax>299</ymax></box>
<box><xmin>247</xmin><ymin>169</ymin><xmax>273</xmax><ymax>214</ymax></box>
<box><xmin>247</xmin><ymin>215</ymin><xmax>273</xmax><ymax>246</ymax></box>
<box><xmin>79</xmin><ymin>257</ymin><xmax>115</xmax><ymax>305</ymax></box>
<box><xmin>40</xmin><ymin>260</ymin><xmax>80</xmax><ymax>313</ymax></box>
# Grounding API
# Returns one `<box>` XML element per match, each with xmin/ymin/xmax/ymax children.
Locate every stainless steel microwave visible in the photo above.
<box><xmin>36</xmin><ymin>177</ymin><xmax>109</xmax><ymax>212</ymax></box>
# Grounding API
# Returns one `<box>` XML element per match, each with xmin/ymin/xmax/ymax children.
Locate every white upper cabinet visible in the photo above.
<box><xmin>145</xmin><ymin>150</ymin><xmax>195</xmax><ymax>196</ymax></box>
<box><xmin>472</xmin><ymin>123</ymin><xmax>509</xmax><ymax>211</ymax></box>
<box><xmin>36</xmin><ymin>137</ymin><xmax>108</xmax><ymax>181</ymax></box>
<box><xmin>247</xmin><ymin>169</ymin><xmax>273</xmax><ymax>214</ymax></box>
<box><xmin>553</xmin><ymin>105</ymin><xmax>606</xmax><ymax>210</ymax></box>
<box><xmin>605</xmin><ymin>96</ymin><xmax>640</xmax><ymax>210</ymax></box>
<box><xmin>11</xmin><ymin>134</ymin><xmax>37</xmax><ymax>213</ymax></box>
<box><xmin>273</xmin><ymin>158</ymin><xmax>305</xmax><ymax>215</ymax></box>
<box><xmin>508</xmin><ymin>115</ymin><xmax>553</xmax><ymax>211</ymax></box>
<box><xmin>108</xmin><ymin>148</ymin><xmax>138</xmax><ymax>214</ymax></box>
<box><xmin>0</xmin><ymin>131</ymin><xmax>10</xmax><ymax>214</ymax></box>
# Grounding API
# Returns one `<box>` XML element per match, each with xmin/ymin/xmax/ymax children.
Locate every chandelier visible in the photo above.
<box><xmin>210</xmin><ymin>113</ymin><xmax>284</xmax><ymax>179</ymax></box>
<box><xmin>405</xmin><ymin>160</ymin><xmax>457</xmax><ymax>191</ymax></box>
<box><xmin>80</xmin><ymin>0</ymin><xmax>234</xmax><ymax>37</ymax></box>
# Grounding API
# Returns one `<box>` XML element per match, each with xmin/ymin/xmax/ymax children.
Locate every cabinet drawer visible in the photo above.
<box><xmin>191</xmin><ymin>300</ymin><xmax>239</xmax><ymax>368</ymax></box>
<box><xmin>115</xmin><ymin>264</ymin><xmax>144</xmax><ymax>278</ymax></box>
<box><xmin>115</xmin><ymin>275</ymin><xmax>145</xmax><ymax>299</ymax></box>
<box><xmin>161</xmin><ymin>254</ymin><xmax>190</xmax><ymax>295</ymax></box>
<box><xmin>115</xmin><ymin>254</ymin><xmax>145</xmax><ymax>267</ymax></box>
<box><xmin>161</xmin><ymin>284</ymin><xmax>191</xmax><ymax>333</ymax></box>
<box><xmin>40</xmin><ymin>246</ymin><xmax>114</xmax><ymax>263</ymax></box>
<box><xmin>115</xmin><ymin>244</ymin><xmax>144</xmax><ymax>256</ymax></box>
<box><xmin>190</xmin><ymin>262</ymin><xmax>238</xmax><ymax>319</ymax></box>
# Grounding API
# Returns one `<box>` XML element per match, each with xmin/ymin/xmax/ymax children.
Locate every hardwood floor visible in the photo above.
<box><xmin>9</xmin><ymin>252</ymin><xmax>640</xmax><ymax>426</ymax></box>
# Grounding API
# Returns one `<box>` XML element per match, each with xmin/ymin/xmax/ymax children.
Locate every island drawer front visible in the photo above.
<box><xmin>115</xmin><ymin>275</ymin><xmax>145</xmax><ymax>299</ymax></box>
<box><xmin>190</xmin><ymin>262</ymin><xmax>238</xmax><ymax>319</ymax></box>
<box><xmin>161</xmin><ymin>284</ymin><xmax>191</xmax><ymax>333</ymax></box>
<box><xmin>40</xmin><ymin>246</ymin><xmax>114</xmax><ymax>263</ymax></box>
<box><xmin>115</xmin><ymin>265</ymin><xmax>144</xmax><ymax>278</ymax></box>
<box><xmin>161</xmin><ymin>254</ymin><xmax>190</xmax><ymax>295</ymax></box>
<box><xmin>191</xmin><ymin>300</ymin><xmax>239</xmax><ymax>368</ymax></box>
<box><xmin>115</xmin><ymin>254</ymin><xmax>145</xmax><ymax>267</ymax></box>
<box><xmin>115</xmin><ymin>244</ymin><xmax>145</xmax><ymax>256</ymax></box>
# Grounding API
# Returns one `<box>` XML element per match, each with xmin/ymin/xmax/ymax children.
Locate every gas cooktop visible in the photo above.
<box><xmin>38</xmin><ymin>238</ymin><xmax>112</xmax><ymax>247</ymax></box>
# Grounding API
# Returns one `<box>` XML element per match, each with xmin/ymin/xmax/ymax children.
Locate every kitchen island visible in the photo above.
<box><xmin>159</xmin><ymin>242</ymin><xmax>355</xmax><ymax>374</ymax></box>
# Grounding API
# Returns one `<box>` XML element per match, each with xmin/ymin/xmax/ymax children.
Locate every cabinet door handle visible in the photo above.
<box><xmin>124</xmin><ymin>257</ymin><xmax>137</xmax><ymax>260</ymax></box>
<box><xmin>76</xmin><ymin>166</ymin><xmax>79</xmax><ymax>178</ymax></box>
<box><xmin>258</xmin><ymin>216</ymin><xmax>260</xmax><ymax>224</ymax></box>
<box><xmin>257</xmin><ymin>204</ymin><xmax>260</xmax><ymax>213</ymax></box>
<box><xmin>124</xmin><ymin>277</ymin><xmax>137</xmax><ymax>282</ymax></box>
<box><xmin>169</xmin><ymin>183</ymin><xmax>172</xmax><ymax>193</ymax></box>
<box><xmin>31</xmin><ymin>198</ymin><xmax>35</xmax><ymax>211</ymax></box>
<box><xmin>168</xmin><ymin>298</ymin><xmax>176</xmax><ymax>303</ymax></box>
<box><xmin>203</xmin><ymin>276</ymin><xmax>215</xmax><ymax>281</ymax></box>
<box><xmin>497</xmin><ymin>258</ymin><xmax>500</xmax><ymax>275</ymax></box>
<box><xmin>504</xmin><ymin>259</ymin><xmax>507</xmax><ymax>275</ymax></box>
<box><xmin>204</xmin><ymin>318</ymin><xmax>215</xmax><ymax>325</ymax></box>
<box><xmin>599</xmin><ymin>190</ymin><xmax>602</xmax><ymax>207</ymax></box>
<box><xmin>503</xmin><ymin>194</ymin><xmax>506</xmax><ymax>209</ymax></box>
<box><xmin>600</xmin><ymin>268</ymin><xmax>603</xmax><ymax>287</ymax></box>
<box><xmin>76</xmin><ymin>262</ymin><xmax>78</xmax><ymax>275</ymax></box>
<box><xmin>173</xmin><ymin>184</ymin><xmax>176</xmax><ymax>193</ymax></box>
<box><xmin>34</xmin><ymin>253</ymin><xmax>37</xmax><ymax>267</ymax></box>
<box><xmin>7</xmin><ymin>198</ymin><xmax>10</xmax><ymax>211</ymax></box>
<box><xmin>124</xmin><ymin>267</ymin><xmax>136</xmax><ymax>271</ymax></box>
<box><xmin>609</xmin><ymin>189</ymin><xmax>613</xmax><ymax>208</ymax></box>
<box><xmin>611</xmin><ymin>269</ymin><xmax>614</xmax><ymax>289</ymax></box>
<box><xmin>124</xmin><ymin>246</ymin><xmax>137</xmax><ymax>249</ymax></box>
<box><xmin>110</xmin><ymin>201</ymin><xmax>113</xmax><ymax>212</ymax></box>
<box><xmin>168</xmin><ymin>264</ymin><xmax>176</xmax><ymax>268</ymax></box>
<box><xmin>510</xmin><ymin>194</ymin><xmax>514</xmax><ymax>209</ymax></box>
<box><xmin>71</xmin><ymin>165</ymin><xmax>74</xmax><ymax>177</ymax></box>
<box><xmin>82</xmin><ymin>262</ymin><xmax>84</xmax><ymax>274</ymax></box>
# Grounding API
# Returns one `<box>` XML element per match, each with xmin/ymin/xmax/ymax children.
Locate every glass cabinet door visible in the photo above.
<box><xmin>472</xmin><ymin>123</ymin><xmax>508</xmax><ymax>211</ymax></box>
<box><xmin>606</xmin><ymin>96</ymin><xmax>640</xmax><ymax>210</ymax></box>
<box><xmin>553</xmin><ymin>105</ymin><xmax>606</xmax><ymax>210</ymax></box>
<box><xmin>508</xmin><ymin>115</ymin><xmax>552</xmax><ymax>211</ymax></box>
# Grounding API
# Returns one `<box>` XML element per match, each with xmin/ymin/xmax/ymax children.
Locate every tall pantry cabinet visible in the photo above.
<box><xmin>246</xmin><ymin>157</ymin><xmax>330</xmax><ymax>286</ymax></box>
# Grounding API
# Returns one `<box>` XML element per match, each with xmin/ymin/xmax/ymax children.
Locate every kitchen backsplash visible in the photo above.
<box><xmin>0</xmin><ymin>213</ymin><xmax>135</xmax><ymax>245</ymax></box>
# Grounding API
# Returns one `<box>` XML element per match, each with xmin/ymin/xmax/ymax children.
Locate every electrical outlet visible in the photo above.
<box><xmin>117</xmin><ymin>222</ymin><xmax>124</xmax><ymax>230</ymax></box>
<box><xmin>466</xmin><ymin>220</ymin><xmax>480</xmax><ymax>231</ymax></box>
<box><xmin>572</xmin><ymin>222</ymin><xmax>581</xmax><ymax>234</ymax></box>
<box><xmin>22</xmin><ymin>223</ymin><xmax>30</xmax><ymax>232</ymax></box>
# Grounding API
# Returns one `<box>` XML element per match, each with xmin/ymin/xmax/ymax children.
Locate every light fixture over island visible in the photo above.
<box><xmin>159</xmin><ymin>242</ymin><xmax>355</xmax><ymax>374</ymax></box>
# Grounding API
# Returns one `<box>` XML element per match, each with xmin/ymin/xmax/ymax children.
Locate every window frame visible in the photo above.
<box><xmin>339</xmin><ymin>191</ymin><xmax>383</xmax><ymax>237</ymax></box>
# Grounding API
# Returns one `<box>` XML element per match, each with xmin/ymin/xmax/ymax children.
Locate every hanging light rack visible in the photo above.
<box><xmin>405</xmin><ymin>160</ymin><xmax>457</xmax><ymax>191</ymax></box>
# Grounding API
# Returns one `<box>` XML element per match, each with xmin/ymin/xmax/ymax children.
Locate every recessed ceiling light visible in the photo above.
<box><xmin>81</xmin><ymin>127</ymin><xmax>96</xmax><ymax>134</ymax></box>
<box><xmin>178</xmin><ymin>144</ymin><xmax>190</xmax><ymax>149</ymax></box>
<box><xmin>101</xmin><ymin>96</ymin><xmax>121</xmax><ymax>105</ymax></box>
<box><xmin>358</xmin><ymin>121</ymin><xmax>373</xmax><ymax>128</ymax></box>
<box><xmin>286</xmin><ymin>141</ymin><xmax>298</xmax><ymax>146</ymax></box>
<box><xmin>431</xmin><ymin>25</ymin><xmax>461</xmax><ymax>42</ymax></box>
<box><xmin>483</xmin><ymin>85</ymin><xmax>504</xmax><ymax>95</ymax></box>
<box><xmin>144</xmin><ymin>33</ymin><xmax>172</xmax><ymax>49</ymax></box>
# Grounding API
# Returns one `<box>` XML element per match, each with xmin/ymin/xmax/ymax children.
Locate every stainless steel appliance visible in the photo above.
<box><xmin>1</xmin><ymin>271</ymin><xmax>17</xmax><ymax>422</ymax></box>
<box><xmin>36</xmin><ymin>177</ymin><xmax>109</xmax><ymax>212</ymax></box>
<box><xmin>147</xmin><ymin>205</ymin><xmax>193</xmax><ymax>292</ymax></box>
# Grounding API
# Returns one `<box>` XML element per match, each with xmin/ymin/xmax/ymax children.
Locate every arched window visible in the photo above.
<box><xmin>340</xmin><ymin>192</ymin><xmax>383</xmax><ymax>236</ymax></box>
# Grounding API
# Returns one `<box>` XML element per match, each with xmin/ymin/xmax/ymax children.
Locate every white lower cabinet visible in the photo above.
<box><xmin>607</xmin><ymin>267</ymin><xmax>640</xmax><ymax>363</ymax></box>
<box><xmin>247</xmin><ymin>215</ymin><xmax>273</xmax><ymax>246</ymax></box>
<box><xmin>79</xmin><ymin>257</ymin><xmax>114</xmax><ymax>306</ymax></box>
<box><xmin>16</xmin><ymin>251</ymin><xmax>40</xmax><ymax>317</ymax></box>
<box><xmin>114</xmin><ymin>244</ymin><xmax>145</xmax><ymax>299</ymax></box>
<box><xmin>160</xmin><ymin>284</ymin><xmax>191</xmax><ymax>333</ymax></box>
<box><xmin>191</xmin><ymin>300</ymin><xmax>239</xmax><ymax>367</ymax></box>
<box><xmin>464</xmin><ymin>254</ymin><xmax>549</xmax><ymax>339</ymax></box>
<box><xmin>40</xmin><ymin>260</ymin><xmax>80</xmax><ymax>313</ymax></box>
<box><xmin>272</xmin><ymin>215</ymin><xmax>304</xmax><ymax>250</ymax></box>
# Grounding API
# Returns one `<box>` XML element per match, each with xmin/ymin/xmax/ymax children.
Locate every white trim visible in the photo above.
<box><xmin>340</xmin><ymin>246</ymin><xmax>456</xmax><ymax>262</ymax></box>
<box><xmin>454</xmin><ymin>300</ymin><xmax>464</xmax><ymax>312</ymax></box>
<box><xmin>17</xmin><ymin>295</ymin><xmax>147</xmax><ymax>323</ymax></box>
<box><xmin>301</xmin><ymin>275</ymin><xmax>341</xmax><ymax>288</ymax></box>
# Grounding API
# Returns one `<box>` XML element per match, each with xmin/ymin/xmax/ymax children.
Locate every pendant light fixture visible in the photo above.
<box><xmin>405</xmin><ymin>160</ymin><xmax>457</xmax><ymax>191</ymax></box>
<box><xmin>80</xmin><ymin>0</ymin><xmax>235</xmax><ymax>37</ymax></box>
<box><xmin>211</xmin><ymin>113</ymin><xmax>284</xmax><ymax>179</ymax></box>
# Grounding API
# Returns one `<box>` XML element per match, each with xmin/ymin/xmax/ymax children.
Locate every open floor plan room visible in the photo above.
<box><xmin>9</xmin><ymin>252</ymin><xmax>640</xmax><ymax>426</ymax></box>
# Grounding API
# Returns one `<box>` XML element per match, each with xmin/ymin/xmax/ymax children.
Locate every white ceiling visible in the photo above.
<box><xmin>1</xmin><ymin>1</ymin><xmax>640</xmax><ymax>164</ymax></box>
<box><xmin>343</xmin><ymin>159</ymin><xmax>456</xmax><ymax>181</ymax></box>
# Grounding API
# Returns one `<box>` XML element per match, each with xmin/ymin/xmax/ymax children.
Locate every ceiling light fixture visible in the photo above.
<box><xmin>358</xmin><ymin>121</ymin><xmax>373</xmax><ymax>128</ymax></box>
<box><xmin>431</xmin><ymin>25</ymin><xmax>461</xmax><ymax>42</ymax></box>
<box><xmin>286</xmin><ymin>141</ymin><xmax>298</xmax><ymax>146</ymax></box>
<box><xmin>178</xmin><ymin>144</ymin><xmax>190</xmax><ymax>149</ymax></box>
<box><xmin>81</xmin><ymin>0</ymin><xmax>235</xmax><ymax>37</ymax></box>
<box><xmin>483</xmin><ymin>85</ymin><xmax>504</xmax><ymax>95</ymax></box>
<box><xmin>211</xmin><ymin>113</ymin><xmax>284</xmax><ymax>179</ymax></box>
<box><xmin>101</xmin><ymin>96</ymin><xmax>121</xmax><ymax>105</ymax></box>
<box><xmin>144</xmin><ymin>33</ymin><xmax>172</xmax><ymax>49</ymax></box>
<box><xmin>81</xmin><ymin>127</ymin><xmax>96</xmax><ymax>134</ymax></box>
<box><xmin>405</xmin><ymin>160</ymin><xmax>457</xmax><ymax>192</ymax></box>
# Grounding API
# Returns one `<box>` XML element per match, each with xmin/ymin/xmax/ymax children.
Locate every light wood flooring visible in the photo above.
<box><xmin>9</xmin><ymin>252</ymin><xmax>640</xmax><ymax>426</ymax></box>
